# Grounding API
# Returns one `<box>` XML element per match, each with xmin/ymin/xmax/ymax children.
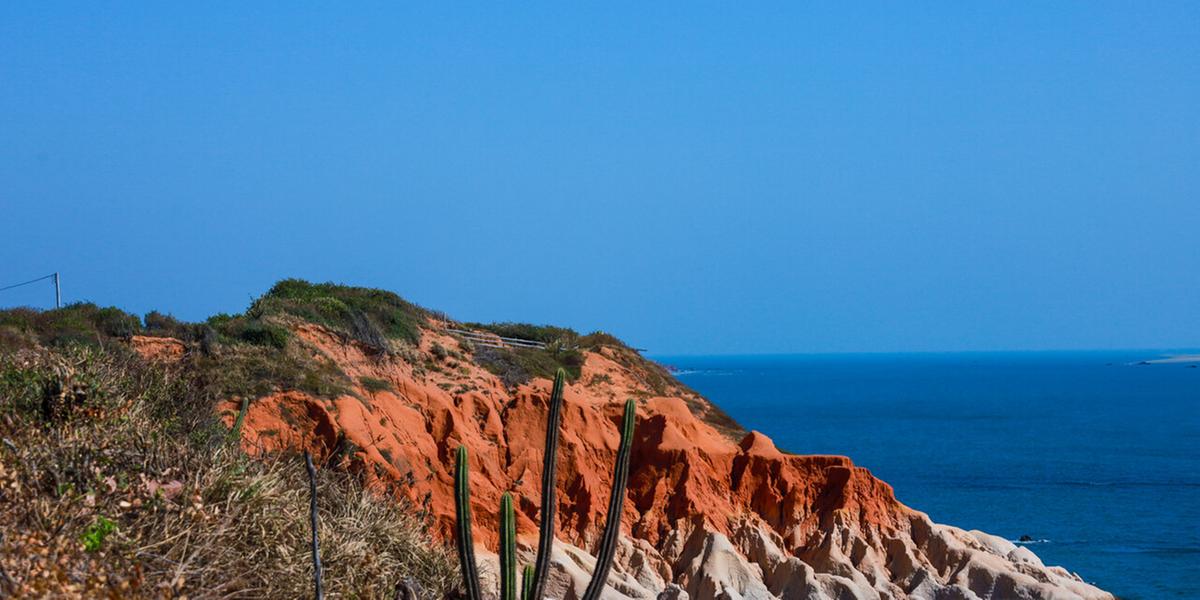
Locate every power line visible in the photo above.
<box><xmin>0</xmin><ymin>273</ymin><xmax>55</xmax><ymax>293</ymax></box>
<box><xmin>0</xmin><ymin>272</ymin><xmax>61</xmax><ymax>308</ymax></box>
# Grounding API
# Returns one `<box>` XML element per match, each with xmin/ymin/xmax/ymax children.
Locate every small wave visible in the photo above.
<box><xmin>1100</xmin><ymin>545</ymin><xmax>1200</xmax><ymax>556</ymax></box>
<box><xmin>669</xmin><ymin>368</ymin><xmax>737</xmax><ymax>377</ymax></box>
<box><xmin>950</xmin><ymin>479</ymin><xmax>1200</xmax><ymax>491</ymax></box>
<box><xmin>1019</xmin><ymin>540</ymin><xmax>1200</xmax><ymax>555</ymax></box>
<box><xmin>1057</xmin><ymin>479</ymin><xmax>1200</xmax><ymax>489</ymax></box>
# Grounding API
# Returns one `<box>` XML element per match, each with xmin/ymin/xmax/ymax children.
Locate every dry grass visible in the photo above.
<box><xmin>0</xmin><ymin>345</ymin><xmax>457</xmax><ymax>599</ymax></box>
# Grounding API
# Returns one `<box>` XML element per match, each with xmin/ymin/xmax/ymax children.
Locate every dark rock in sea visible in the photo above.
<box><xmin>1020</xmin><ymin>534</ymin><xmax>1034</xmax><ymax>542</ymax></box>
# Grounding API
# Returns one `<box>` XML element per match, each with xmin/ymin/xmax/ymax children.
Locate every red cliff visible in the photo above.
<box><xmin>193</xmin><ymin>321</ymin><xmax>1112</xmax><ymax>600</ymax></box>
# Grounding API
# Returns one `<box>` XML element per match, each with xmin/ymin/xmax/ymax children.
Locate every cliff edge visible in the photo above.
<box><xmin>129</xmin><ymin>281</ymin><xmax>1111</xmax><ymax>600</ymax></box>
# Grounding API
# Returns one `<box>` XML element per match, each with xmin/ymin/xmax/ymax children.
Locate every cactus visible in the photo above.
<box><xmin>528</xmin><ymin>368</ymin><xmax>566</xmax><ymax>600</ymax></box>
<box><xmin>453</xmin><ymin>369</ymin><xmax>639</xmax><ymax>600</ymax></box>
<box><xmin>454</xmin><ymin>446</ymin><xmax>482</xmax><ymax>600</ymax></box>
<box><xmin>521</xmin><ymin>565</ymin><xmax>535</xmax><ymax>600</ymax></box>
<box><xmin>230</xmin><ymin>396</ymin><xmax>250</xmax><ymax>438</ymax></box>
<box><xmin>499</xmin><ymin>492</ymin><xmax>518</xmax><ymax>600</ymax></box>
<box><xmin>581</xmin><ymin>398</ymin><xmax>637</xmax><ymax>600</ymax></box>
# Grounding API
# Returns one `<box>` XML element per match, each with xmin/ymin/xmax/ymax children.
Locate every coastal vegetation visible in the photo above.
<box><xmin>0</xmin><ymin>279</ymin><xmax>664</xmax><ymax>418</ymax></box>
<box><xmin>0</xmin><ymin>279</ymin><xmax>648</xmax><ymax>395</ymax></box>
<box><xmin>0</xmin><ymin>343</ymin><xmax>457</xmax><ymax>597</ymax></box>
<box><xmin>246</xmin><ymin>278</ymin><xmax>430</xmax><ymax>349</ymax></box>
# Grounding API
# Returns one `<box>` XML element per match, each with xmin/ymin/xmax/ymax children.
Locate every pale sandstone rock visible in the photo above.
<box><xmin>657</xmin><ymin>584</ymin><xmax>689</xmax><ymax>600</ymax></box>
<box><xmin>545</xmin><ymin>540</ymin><xmax>657</xmax><ymax>599</ymax></box>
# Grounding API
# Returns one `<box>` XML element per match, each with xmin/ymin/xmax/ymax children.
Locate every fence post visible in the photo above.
<box><xmin>304</xmin><ymin>451</ymin><xmax>325</xmax><ymax>600</ymax></box>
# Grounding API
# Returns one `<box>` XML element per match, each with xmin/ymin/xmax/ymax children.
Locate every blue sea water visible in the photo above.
<box><xmin>655</xmin><ymin>352</ymin><xmax>1199</xmax><ymax>599</ymax></box>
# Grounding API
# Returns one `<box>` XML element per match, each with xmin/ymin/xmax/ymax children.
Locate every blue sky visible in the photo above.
<box><xmin>2</xmin><ymin>3</ymin><xmax>1197</xmax><ymax>354</ymax></box>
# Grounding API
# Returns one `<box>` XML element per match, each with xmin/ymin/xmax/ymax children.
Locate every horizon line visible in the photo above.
<box><xmin>647</xmin><ymin>348</ymin><xmax>1200</xmax><ymax>358</ymax></box>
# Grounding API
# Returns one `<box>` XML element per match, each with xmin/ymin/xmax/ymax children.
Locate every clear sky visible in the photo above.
<box><xmin>2</xmin><ymin>3</ymin><xmax>1197</xmax><ymax>354</ymax></box>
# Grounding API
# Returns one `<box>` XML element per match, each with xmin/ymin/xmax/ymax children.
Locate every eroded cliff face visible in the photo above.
<box><xmin>165</xmin><ymin>322</ymin><xmax>1112</xmax><ymax>600</ymax></box>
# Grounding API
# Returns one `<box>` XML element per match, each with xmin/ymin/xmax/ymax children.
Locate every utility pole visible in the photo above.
<box><xmin>0</xmin><ymin>273</ymin><xmax>61</xmax><ymax>308</ymax></box>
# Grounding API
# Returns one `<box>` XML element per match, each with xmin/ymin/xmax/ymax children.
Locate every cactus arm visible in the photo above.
<box><xmin>230</xmin><ymin>396</ymin><xmax>250</xmax><ymax>438</ymax></box>
<box><xmin>581</xmin><ymin>399</ymin><xmax>637</xmax><ymax>600</ymax></box>
<box><xmin>521</xmin><ymin>564</ymin><xmax>536</xmax><ymax>600</ymax></box>
<box><xmin>499</xmin><ymin>492</ymin><xmax>518</xmax><ymax>600</ymax></box>
<box><xmin>454</xmin><ymin>445</ymin><xmax>483</xmax><ymax>600</ymax></box>
<box><xmin>529</xmin><ymin>368</ymin><xmax>565</xmax><ymax>600</ymax></box>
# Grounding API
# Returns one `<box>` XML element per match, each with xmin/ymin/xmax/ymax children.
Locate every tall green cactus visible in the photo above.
<box><xmin>454</xmin><ymin>446</ymin><xmax>482</xmax><ymax>600</ymax></box>
<box><xmin>581</xmin><ymin>398</ymin><xmax>637</xmax><ymax>600</ymax></box>
<box><xmin>528</xmin><ymin>368</ymin><xmax>565</xmax><ymax>600</ymax></box>
<box><xmin>499</xmin><ymin>492</ymin><xmax>517</xmax><ymax>600</ymax></box>
<box><xmin>453</xmin><ymin>369</ymin><xmax>638</xmax><ymax>600</ymax></box>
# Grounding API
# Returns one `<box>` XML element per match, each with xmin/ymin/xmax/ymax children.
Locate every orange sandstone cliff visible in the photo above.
<box><xmin>147</xmin><ymin>318</ymin><xmax>1113</xmax><ymax>600</ymax></box>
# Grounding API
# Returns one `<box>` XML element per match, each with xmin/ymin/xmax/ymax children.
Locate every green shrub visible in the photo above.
<box><xmin>38</xmin><ymin>308</ymin><xmax>99</xmax><ymax>345</ymax></box>
<box><xmin>358</xmin><ymin>376</ymin><xmax>392</xmax><ymax>394</ymax></box>
<box><xmin>0</xmin><ymin>307</ymin><xmax>37</xmax><ymax>331</ymax></box>
<box><xmin>237</xmin><ymin>323</ymin><xmax>291</xmax><ymax>349</ymax></box>
<box><xmin>206</xmin><ymin>313</ymin><xmax>237</xmax><ymax>328</ymax></box>
<box><xmin>184</xmin><ymin>335</ymin><xmax>353</xmax><ymax>402</ymax></box>
<box><xmin>464</xmin><ymin>322</ymin><xmax>578</xmax><ymax>346</ymax></box>
<box><xmin>0</xmin><ymin>303</ymin><xmax>143</xmax><ymax>347</ymax></box>
<box><xmin>143</xmin><ymin>310</ymin><xmax>197</xmax><ymax>340</ymax></box>
<box><xmin>588</xmin><ymin>373</ymin><xmax>614</xmax><ymax>387</ymax></box>
<box><xmin>93</xmin><ymin>306</ymin><xmax>141</xmax><ymax>337</ymax></box>
<box><xmin>249</xmin><ymin>279</ymin><xmax>428</xmax><ymax>348</ymax></box>
<box><xmin>473</xmin><ymin>346</ymin><xmax>583</xmax><ymax>387</ymax></box>
<box><xmin>81</xmin><ymin>516</ymin><xmax>117</xmax><ymax>552</ymax></box>
<box><xmin>457</xmin><ymin>321</ymin><xmax>591</xmax><ymax>386</ymax></box>
<box><xmin>578</xmin><ymin>331</ymin><xmax>627</xmax><ymax>350</ymax></box>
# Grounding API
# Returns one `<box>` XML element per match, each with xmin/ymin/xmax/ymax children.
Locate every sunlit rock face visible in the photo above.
<box><xmin>213</xmin><ymin>322</ymin><xmax>1113</xmax><ymax>600</ymax></box>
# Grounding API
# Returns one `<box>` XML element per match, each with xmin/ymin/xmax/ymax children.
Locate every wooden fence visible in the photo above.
<box><xmin>443</xmin><ymin>328</ymin><xmax>549</xmax><ymax>350</ymax></box>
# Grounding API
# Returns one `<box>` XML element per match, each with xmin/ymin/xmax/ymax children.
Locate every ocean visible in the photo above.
<box><xmin>656</xmin><ymin>352</ymin><xmax>1199</xmax><ymax>599</ymax></box>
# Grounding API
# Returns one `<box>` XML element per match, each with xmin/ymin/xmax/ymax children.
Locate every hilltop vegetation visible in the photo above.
<box><xmin>242</xmin><ymin>278</ymin><xmax>430</xmax><ymax>349</ymax></box>
<box><xmin>0</xmin><ymin>303</ymin><xmax>142</xmax><ymax>348</ymax></box>
<box><xmin>0</xmin><ymin>279</ymin><xmax>659</xmax><ymax>399</ymax></box>
<box><xmin>0</xmin><ymin>279</ymin><xmax>712</xmax><ymax>433</ymax></box>
<box><xmin>0</xmin><ymin>343</ymin><xmax>457</xmax><ymax>598</ymax></box>
<box><xmin>0</xmin><ymin>280</ymin><xmax>432</xmax><ymax>403</ymax></box>
<box><xmin>0</xmin><ymin>279</ymin><xmax>429</xmax><ymax>351</ymax></box>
